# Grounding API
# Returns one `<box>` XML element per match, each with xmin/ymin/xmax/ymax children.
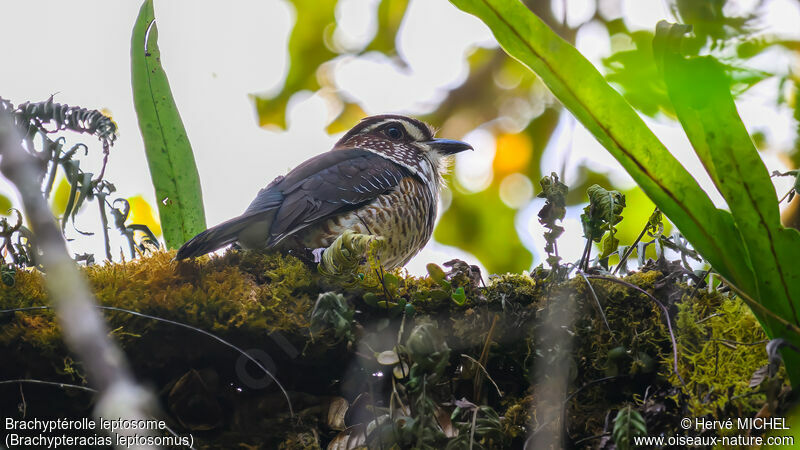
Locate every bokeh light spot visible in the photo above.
<box><xmin>499</xmin><ymin>173</ymin><xmax>534</xmax><ymax>209</ymax></box>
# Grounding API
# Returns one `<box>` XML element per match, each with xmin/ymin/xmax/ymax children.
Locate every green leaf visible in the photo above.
<box><xmin>448</xmin><ymin>0</ymin><xmax>755</xmax><ymax>295</ymax></box>
<box><xmin>451</xmin><ymin>286</ymin><xmax>466</xmax><ymax>306</ymax></box>
<box><xmin>426</xmin><ymin>263</ymin><xmax>447</xmax><ymax>283</ymax></box>
<box><xmin>363</xmin><ymin>292</ymin><xmax>379</xmax><ymax>307</ymax></box>
<box><xmin>382</xmin><ymin>272</ymin><xmax>399</xmax><ymax>296</ymax></box>
<box><xmin>604</xmin><ymin>27</ymin><xmax>674</xmax><ymax>118</ymax></box>
<box><xmin>600</xmin><ymin>234</ymin><xmax>620</xmax><ymax>260</ymax></box>
<box><xmin>582</xmin><ymin>185</ymin><xmax>625</xmax><ymax>243</ymax></box>
<box><xmin>1</xmin><ymin>265</ymin><xmax>16</xmax><ymax>286</ymax></box>
<box><xmin>657</xmin><ymin>22</ymin><xmax>800</xmax><ymax>384</ymax></box>
<box><xmin>131</xmin><ymin>0</ymin><xmax>207</xmax><ymax>249</ymax></box>
<box><xmin>612</xmin><ymin>405</ymin><xmax>647</xmax><ymax>450</ymax></box>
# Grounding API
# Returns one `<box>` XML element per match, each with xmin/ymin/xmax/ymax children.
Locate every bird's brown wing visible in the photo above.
<box><xmin>176</xmin><ymin>149</ymin><xmax>410</xmax><ymax>260</ymax></box>
<box><xmin>243</xmin><ymin>149</ymin><xmax>411</xmax><ymax>246</ymax></box>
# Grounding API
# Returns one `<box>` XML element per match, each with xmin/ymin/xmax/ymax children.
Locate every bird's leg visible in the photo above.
<box><xmin>317</xmin><ymin>230</ymin><xmax>386</xmax><ymax>280</ymax></box>
<box><xmin>374</xmin><ymin>262</ymin><xmax>393</xmax><ymax>310</ymax></box>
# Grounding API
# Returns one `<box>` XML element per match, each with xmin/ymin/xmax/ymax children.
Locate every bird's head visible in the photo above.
<box><xmin>333</xmin><ymin>115</ymin><xmax>473</xmax><ymax>181</ymax></box>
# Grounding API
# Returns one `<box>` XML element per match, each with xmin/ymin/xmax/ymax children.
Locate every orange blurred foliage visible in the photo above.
<box><xmin>493</xmin><ymin>133</ymin><xmax>532</xmax><ymax>176</ymax></box>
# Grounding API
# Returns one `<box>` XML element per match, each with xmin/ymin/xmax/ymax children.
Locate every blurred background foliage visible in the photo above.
<box><xmin>248</xmin><ymin>0</ymin><xmax>800</xmax><ymax>274</ymax></box>
<box><xmin>8</xmin><ymin>0</ymin><xmax>796</xmax><ymax>274</ymax></box>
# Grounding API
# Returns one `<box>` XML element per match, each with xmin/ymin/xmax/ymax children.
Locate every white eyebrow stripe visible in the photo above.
<box><xmin>362</xmin><ymin>120</ymin><xmax>392</xmax><ymax>133</ymax></box>
<box><xmin>362</xmin><ymin>118</ymin><xmax>429</xmax><ymax>142</ymax></box>
<box><xmin>401</xmin><ymin>121</ymin><xmax>425</xmax><ymax>141</ymax></box>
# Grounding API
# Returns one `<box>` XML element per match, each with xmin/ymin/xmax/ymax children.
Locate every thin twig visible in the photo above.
<box><xmin>460</xmin><ymin>354</ymin><xmax>503</xmax><ymax>398</ymax></box>
<box><xmin>687</xmin><ymin>268</ymin><xmax>712</xmax><ymax>303</ymax></box>
<box><xmin>573</xmin><ymin>433</ymin><xmax>611</xmax><ymax>446</ymax></box>
<box><xmin>474</xmin><ymin>314</ymin><xmax>499</xmax><ymax>401</ymax></box>
<box><xmin>0</xmin><ymin>378</ymin><xmax>96</xmax><ymax>393</ymax></box>
<box><xmin>367</xmin><ymin>380</ymin><xmax>384</xmax><ymax>450</ymax></box>
<box><xmin>375</xmin><ymin>266</ymin><xmax>391</xmax><ymax>312</ymax></box>
<box><xmin>711</xmin><ymin>338</ymin><xmax>769</xmax><ymax>347</ymax></box>
<box><xmin>579</xmin><ymin>238</ymin><xmax>592</xmax><ymax>272</ymax></box>
<box><xmin>695</xmin><ymin>312</ymin><xmax>725</xmax><ymax>324</ymax></box>
<box><xmin>612</xmin><ymin>208</ymin><xmax>658</xmax><ymax>275</ymax></box>
<box><xmin>576</xmin><ymin>271</ymin><xmax>615</xmax><ymax>340</ymax></box>
<box><xmin>584</xmin><ymin>275</ymin><xmax>686</xmax><ymax>387</ymax></box>
<box><xmin>563</xmin><ymin>375</ymin><xmax>625</xmax><ymax>406</ymax></box>
<box><xmin>97</xmin><ymin>195</ymin><xmax>112</xmax><ymax>261</ymax></box>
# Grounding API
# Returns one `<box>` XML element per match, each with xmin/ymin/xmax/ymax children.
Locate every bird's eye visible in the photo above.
<box><xmin>385</xmin><ymin>126</ymin><xmax>403</xmax><ymax>140</ymax></box>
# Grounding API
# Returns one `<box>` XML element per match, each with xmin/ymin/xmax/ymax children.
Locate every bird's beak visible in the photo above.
<box><xmin>428</xmin><ymin>138</ymin><xmax>473</xmax><ymax>155</ymax></box>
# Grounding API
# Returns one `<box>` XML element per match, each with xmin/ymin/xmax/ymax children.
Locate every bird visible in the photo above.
<box><xmin>175</xmin><ymin>115</ymin><xmax>473</xmax><ymax>269</ymax></box>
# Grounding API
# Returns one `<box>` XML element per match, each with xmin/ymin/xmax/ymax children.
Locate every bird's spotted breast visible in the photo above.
<box><xmin>296</xmin><ymin>177</ymin><xmax>436</xmax><ymax>268</ymax></box>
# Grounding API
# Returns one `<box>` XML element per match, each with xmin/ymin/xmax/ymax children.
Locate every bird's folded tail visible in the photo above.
<box><xmin>175</xmin><ymin>214</ymin><xmax>261</xmax><ymax>260</ymax></box>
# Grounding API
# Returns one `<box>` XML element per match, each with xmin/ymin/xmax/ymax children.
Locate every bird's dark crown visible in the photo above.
<box><xmin>334</xmin><ymin>115</ymin><xmax>435</xmax><ymax>149</ymax></box>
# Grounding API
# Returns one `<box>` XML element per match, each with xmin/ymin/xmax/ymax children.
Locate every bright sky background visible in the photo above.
<box><xmin>1</xmin><ymin>0</ymin><xmax>798</xmax><ymax>274</ymax></box>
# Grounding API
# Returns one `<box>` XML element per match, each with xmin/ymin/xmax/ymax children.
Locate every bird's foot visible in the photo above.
<box><xmin>311</xmin><ymin>247</ymin><xmax>325</xmax><ymax>264</ymax></box>
<box><xmin>317</xmin><ymin>231</ymin><xmax>385</xmax><ymax>280</ymax></box>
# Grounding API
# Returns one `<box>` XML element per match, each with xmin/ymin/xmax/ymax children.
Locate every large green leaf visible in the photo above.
<box><xmin>658</xmin><ymin>23</ymin><xmax>800</xmax><ymax>384</ymax></box>
<box><xmin>448</xmin><ymin>0</ymin><xmax>755</xmax><ymax>294</ymax></box>
<box><xmin>603</xmin><ymin>27</ymin><xmax>674</xmax><ymax>118</ymax></box>
<box><xmin>131</xmin><ymin>0</ymin><xmax>206</xmax><ymax>249</ymax></box>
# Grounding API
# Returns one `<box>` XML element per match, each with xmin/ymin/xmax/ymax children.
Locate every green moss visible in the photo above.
<box><xmin>86</xmin><ymin>250</ymin><xmax>317</xmax><ymax>333</ymax></box>
<box><xmin>0</xmin><ymin>269</ymin><xmax>55</xmax><ymax>350</ymax></box>
<box><xmin>485</xmin><ymin>272</ymin><xmax>539</xmax><ymax>306</ymax></box>
<box><xmin>0</xmin><ymin>250</ymin><xmax>323</xmax><ymax>366</ymax></box>
<box><xmin>670</xmin><ymin>291</ymin><xmax>770</xmax><ymax>421</ymax></box>
<box><xmin>0</xmin><ymin>251</ymin><xmax>788</xmax><ymax>447</ymax></box>
<box><xmin>574</xmin><ymin>271</ymin><xmax>669</xmax><ymax>377</ymax></box>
